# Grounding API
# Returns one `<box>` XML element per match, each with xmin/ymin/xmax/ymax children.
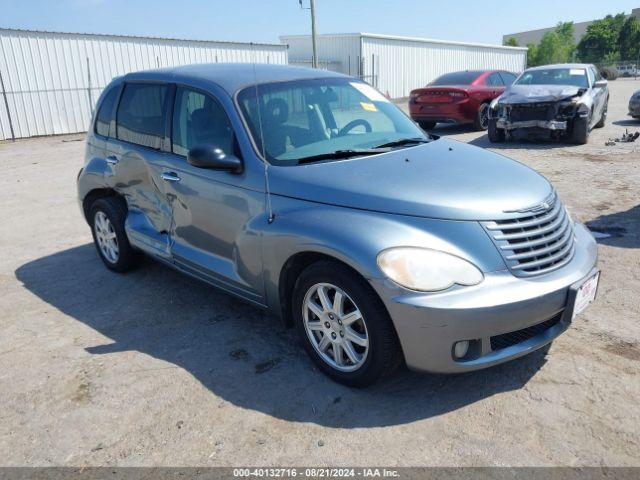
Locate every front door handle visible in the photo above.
<box><xmin>161</xmin><ymin>171</ymin><xmax>181</xmax><ymax>182</ymax></box>
<box><xmin>106</xmin><ymin>155</ymin><xmax>119</xmax><ymax>165</ymax></box>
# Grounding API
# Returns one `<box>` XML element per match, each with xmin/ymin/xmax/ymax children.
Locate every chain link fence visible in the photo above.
<box><xmin>596</xmin><ymin>59</ymin><xmax>640</xmax><ymax>80</ymax></box>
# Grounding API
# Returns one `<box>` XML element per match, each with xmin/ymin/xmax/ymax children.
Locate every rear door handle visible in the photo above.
<box><xmin>161</xmin><ymin>171</ymin><xmax>180</xmax><ymax>182</ymax></box>
<box><xmin>106</xmin><ymin>155</ymin><xmax>119</xmax><ymax>165</ymax></box>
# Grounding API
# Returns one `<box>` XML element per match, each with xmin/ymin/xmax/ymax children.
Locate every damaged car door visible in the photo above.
<box><xmin>110</xmin><ymin>82</ymin><xmax>174</xmax><ymax>259</ymax></box>
<box><xmin>488</xmin><ymin>64</ymin><xmax>608</xmax><ymax>145</ymax></box>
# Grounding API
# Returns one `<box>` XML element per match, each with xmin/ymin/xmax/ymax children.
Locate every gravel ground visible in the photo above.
<box><xmin>0</xmin><ymin>79</ymin><xmax>639</xmax><ymax>467</ymax></box>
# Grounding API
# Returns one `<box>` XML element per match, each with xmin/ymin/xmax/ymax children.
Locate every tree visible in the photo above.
<box><xmin>527</xmin><ymin>43</ymin><xmax>538</xmax><ymax>66</ymax></box>
<box><xmin>527</xmin><ymin>22</ymin><xmax>575</xmax><ymax>66</ymax></box>
<box><xmin>504</xmin><ymin>37</ymin><xmax>519</xmax><ymax>47</ymax></box>
<box><xmin>618</xmin><ymin>16</ymin><xmax>640</xmax><ymax>61</ymax></box>
<box><xmin>577</xmin><ymin>13</ymin><xmax>626</xmax><ymax>63</ymax></box>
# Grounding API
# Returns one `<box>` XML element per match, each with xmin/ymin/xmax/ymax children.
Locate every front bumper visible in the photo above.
<box><xmin>496</xmin><ymin>119</ymin><xmax>567</xmax><ymax>131</ymax></box>
<box><xmin>374</xmin><ymin>223</ymin><xmax>598</xmax><ymax>373</ymax></box>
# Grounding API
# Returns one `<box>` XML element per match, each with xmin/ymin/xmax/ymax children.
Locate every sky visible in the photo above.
<box><xmin>0</xmin><ymin>0</ymin><xmax>638</xmax><ymax>45</ymax></box>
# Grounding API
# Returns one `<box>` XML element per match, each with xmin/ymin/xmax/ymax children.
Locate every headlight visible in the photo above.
<box><xmin>576</xmin><ymin>103</ymin><xmax>590</xmax><ymax>115</ymax></box>
<box><xmin>377</xmin><ymin>247</ymin><xmax>484</xmax><ymax>292</ymax></box>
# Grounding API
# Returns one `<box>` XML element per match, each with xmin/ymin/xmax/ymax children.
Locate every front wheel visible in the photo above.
<box><xmin>292</xmin><ymin>261</ymin><xmax>401</xmax><ymax>387</ymax></box>
<box><xmin>487</xmin><ymin>118</ymin><xmax>505</xmax><ymax>142</ymax></box>
<box><xmin>572</xmin><ymin>116</ymin><xmax>590</xmax><ymax>144</ymax></box>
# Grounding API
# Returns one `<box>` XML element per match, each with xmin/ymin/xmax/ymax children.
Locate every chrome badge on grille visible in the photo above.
<box><xmin>504</xmin><ymin>193</ymin><xmax>555</xmax><ymax>214</ymax></box>
<box><xmin>483</xmin><ymin>192</ymin><xmax>575</xmax><ymax>277</ymax></box>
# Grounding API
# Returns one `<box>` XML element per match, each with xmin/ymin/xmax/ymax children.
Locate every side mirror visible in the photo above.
<box><xmin>187</xmin><ymin>145</ymin><xmax>243</xmax><ymax>173</ymax></box>
<box><xmin>594</xmin><ymin>80</ymin><xmax>608</xmax><ymax>89</ymax></box>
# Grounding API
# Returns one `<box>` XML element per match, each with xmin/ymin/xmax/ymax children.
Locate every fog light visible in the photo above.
<box><xmin>453</xmin><ymin>341</ymin><xmax>470</xmax><ymax>359</ymax></box>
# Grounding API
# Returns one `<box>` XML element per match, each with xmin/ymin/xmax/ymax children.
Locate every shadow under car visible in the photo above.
<box><xmin>15</xmin><ymin>243</ymin><xmax>551</xmax><ymax>427</ymax></box>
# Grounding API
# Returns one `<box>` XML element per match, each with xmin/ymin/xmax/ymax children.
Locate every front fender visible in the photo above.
<box><xmin>262</xmin><ymin>195</ymin><xmax>506</xmax><ymax>317</ymax></box>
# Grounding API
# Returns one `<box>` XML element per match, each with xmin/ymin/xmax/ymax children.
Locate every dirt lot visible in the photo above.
<box><xmin>1</xmin><ymin>79</ymin><xmax>639</xmax><ymax>467</ymax></box>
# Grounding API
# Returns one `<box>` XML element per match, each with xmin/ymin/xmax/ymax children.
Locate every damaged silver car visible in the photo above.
<box><xmin>488</xmin><ymin>64</ymin><xmax>608</xmax><ymax>144</ymax></box>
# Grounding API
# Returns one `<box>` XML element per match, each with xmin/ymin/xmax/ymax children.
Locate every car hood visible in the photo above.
<box><xmin>268</xmin><ymin>139</ymin><xmax>553</xmax><ymax>221</ymax></box>
<box><xmin>497</xmin><ymin>84</ymin><xmax>584</xmax><ymax>104</ymax></box>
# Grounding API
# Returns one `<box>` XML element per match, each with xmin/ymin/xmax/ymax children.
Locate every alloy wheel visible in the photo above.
<box><xmin>302</xmin><ymin>282</ymin><xmax>369</xmax><ymax>372</ymax></box>
<box><xmin>94</xmin><ymin>211</ymin><xmax>119</xmax><ymax>264</ymax></box>
<box><xmin>479</xmin><ymin>104</ymin><xmax>489</xmax><ymax>129</ymax></box>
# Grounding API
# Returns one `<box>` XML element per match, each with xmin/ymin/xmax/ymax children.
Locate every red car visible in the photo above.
<box><xmin>409</xmin><ymin>70</ymin><xmax>517</xmax><ymax>131</ymax></box>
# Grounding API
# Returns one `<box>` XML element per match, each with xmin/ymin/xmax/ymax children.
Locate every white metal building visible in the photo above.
<box><xmin>0</xmin><ymin>29</ymin><xmax>288</xmax><ymax>140</ymax></box>
<box><xmin>281</xmin><ymin>33</ymin><xmax>528</xmax><ymax>98</ymax></box>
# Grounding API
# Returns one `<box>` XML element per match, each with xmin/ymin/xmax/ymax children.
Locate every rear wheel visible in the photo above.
<box><xmin>487</xmin><ymin>118</ymin><xmax>505</xmax><ymax>142</ymax></box>
<box><xmin>292</xmin><ymin>261</ymin><xmax>401</xmax><ymax>387</ymax></box>
<box><xmin>418</xmin><ymin>120</ymin><xmax>437</xmax><ymax>130</ymax></box>
<box><xmin>473</xmin><ymin>103</ymin><xmax>490</xmax><ymax>131</ymax></box>
<box><xmin>572</xmin><ymin>115</ymin><xmax>590</xmax><ymax>144</ymax></box>
<box><xmin>90</xmin><ymin>197</ymin><xmax>141</xmax><ymax>272</ymax></box>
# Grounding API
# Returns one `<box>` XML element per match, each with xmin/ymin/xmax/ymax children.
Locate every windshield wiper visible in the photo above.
<box><xmin>295</xmin><ymin>149</ymin><xmax>387</xmax><ymax>165</ymax></box>
<box><xmin>374</xmin><ymin>137</ymin><xmax>430</xmax><ymax>149</ymax></box>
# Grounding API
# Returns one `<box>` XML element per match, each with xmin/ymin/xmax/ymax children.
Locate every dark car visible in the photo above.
<box><xmin>629</xmin><ymin>89</ymin><xmax>640</xmax><ymax>119</ymax></box>
<box><xmin>408</xmin><ymin>70</ymin><xmax>517</xmax><ymax>131</ymax></box>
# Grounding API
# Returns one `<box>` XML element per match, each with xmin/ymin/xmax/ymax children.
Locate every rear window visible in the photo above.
<box><xmin>430</xmin><ymin>71</ymin><xmax>482</xmax><ymax>86</ymax></box>
<box><xmin>486</xmin><ymin>73</ymin><xmax>504</xmax><ymax>86</ymax></box>
<box><xmin>116</xmin><ymin>83</ymin><xmax>168</xmax><ymax>149</ymax></box>
<box><xmin>499</xmin><ymin>72</ymin><xmax>517</xmax><ymax>85</ymax></box>
<box><xmin>94</xmin><ymin>86</ymin><xmax>119</xmax><ymax>137</ymax></box>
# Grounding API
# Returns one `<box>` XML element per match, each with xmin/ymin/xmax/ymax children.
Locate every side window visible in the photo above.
<box><xmin>487</xmin><ymin>73</ymin><xmax>504</xmax><ymax>86</ymax></box>
<box><xmin>587</xmin><ymin>68</ymin><xmax>595</xmax><ymax>86</ymax></box>
<box><xmin>499</xmin><ymin>72</ymin><xmax>517</xmax><ymax>85</ymax></box>
<box><xmin>592</xmin><ymin>67</ymin><xmax>602</xmax><ymax>82</ymax></box>
<box><xmin>116</xmin><ymin>83</ymin><xmax>168</xmax><ymax>149</ymax></box>
<box><xmin>94</xmin><ymin>86</ymin><xmax>119</xmax><ymax>137</ymax></box>
<box><xmin>172</xmin><ymin>87</ymin><xmax>234</xmax><ymax>157</ymax></box>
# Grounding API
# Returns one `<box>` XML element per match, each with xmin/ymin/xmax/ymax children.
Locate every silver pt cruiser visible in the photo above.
<box><xmin>78</xmin><ymin>64</ymin><xmax>599</xmax><ymax>386</ymax></box>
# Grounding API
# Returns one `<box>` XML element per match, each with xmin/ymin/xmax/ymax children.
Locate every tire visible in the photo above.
<box><xmin>487</xmin><ymin>118</ymin><xmax>505</xmax><ymax>142</ymax></box>
<box><xmin>292</xmin><ymin>260</ymin><xmax>401</xmax><ymax>387</ymax></box>
<box><xmin>89</xmin><ymin>197</ymin><xmax>141</xmax><ymax>273</ymax></box>
<box><xmin>473</xmin><ymin>103</ymin><xmax>490</xmax><ymax>131</ymax></box>
<box><xmin>418</xmin><ymin>120</ymin><xmax>437</xmax><ymax>130</ymax></box>
<box><xmin>572</xmin><ymin>115</ymin><xmax>590</xmax><ymax>145</ymax></box>
<box><xmin>595</xmin><ymin>101</ymin><xmax>607</xmax><ymax>128</ymax></box>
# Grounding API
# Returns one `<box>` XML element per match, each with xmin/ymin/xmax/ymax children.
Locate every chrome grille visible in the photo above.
<box><xmin>482</xmin><ymin>193</ymin><xmax>575</xmax><ymax>277</ymax></box>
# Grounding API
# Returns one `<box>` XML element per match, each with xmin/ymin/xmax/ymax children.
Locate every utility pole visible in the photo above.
<box><xmin>299</xmin><ymin>0</ymin><xmax>318</xmax><ymax>68</ymax></box>
<box><xmin>310</xmin><ymin>0</ymin><xmax>318</xmax><ymax>68</ymax></box>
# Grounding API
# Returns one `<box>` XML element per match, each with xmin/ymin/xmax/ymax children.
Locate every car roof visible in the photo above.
<box><xmin>121</xmin><ymin>63</ymin><xmax>349</xmax><ymax>95</ymax></box>
<box><xmin>524</xmin><ymin>63</ymin><xmax>593</xmax><ymax>72</ymax></box>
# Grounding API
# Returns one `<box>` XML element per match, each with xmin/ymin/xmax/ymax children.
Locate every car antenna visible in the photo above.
<box><xmin>251</xmin><ymin>42</ymin><xmax>275</xmax><ymax>224</ymax></box>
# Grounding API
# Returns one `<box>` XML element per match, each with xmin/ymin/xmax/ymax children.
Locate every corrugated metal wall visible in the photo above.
<box><xmin>362</xmin><ymin>34</ymin><xmax>527</xmax><ymax>98</ymax></box>
<box><xmin>281</xmin><ymin>34</ymin><xmax>362</xmax><ymax>76</ymax></box>
<box><xmin>0</xmin><ymin>29</ymin><xmax>288</xmax><ymax>140</ymax></box>
<box><xmin>281</xmin><ymin>33</ymin><xmax>528</xmax><ymax>99</ymax></box>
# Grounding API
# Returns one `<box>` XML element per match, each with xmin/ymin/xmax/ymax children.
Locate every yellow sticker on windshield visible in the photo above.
<box><xmin>360</xmin><ymin>102</ymin><xmax>378</xmax><ymax>112</ymax></box>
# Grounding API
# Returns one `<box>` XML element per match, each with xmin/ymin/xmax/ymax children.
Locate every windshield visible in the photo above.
<box><xmin>429</xmin><ymin>71</ymin><xmax>482</xmax><ymax>86</ymax></box>
<box><xmin>515</xmin><ymin>68</ymin><xmax>589</xmax><ymax>88</ymax></box>
<box><xmin>237</xmin><ymin>78</ymin><xmax>428</xmax><ymax>165</ymax></box>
